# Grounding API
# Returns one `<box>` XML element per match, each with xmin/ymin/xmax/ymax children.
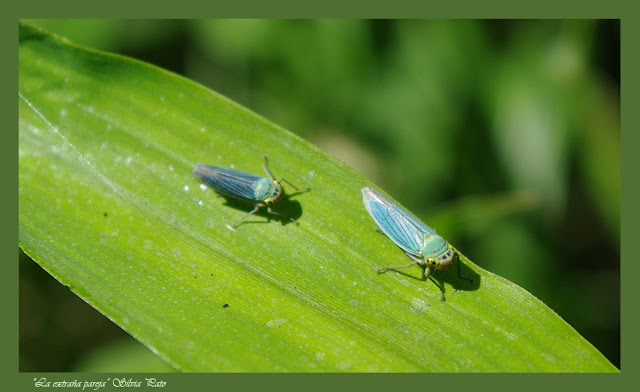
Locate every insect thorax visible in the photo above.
<box><xmin>423</xmin><ymin>237</ymin><xmax>455</xmax><ymax>270</ymax></box>
<box><xmin>251</xmin><ymin>178</ymin><xmax>282</xmax><ymax>204</ymax></box>
<box><xmin>263</xmin><ymin>181</ymin><xmax>283</xmax><ymax>204</ymax></box>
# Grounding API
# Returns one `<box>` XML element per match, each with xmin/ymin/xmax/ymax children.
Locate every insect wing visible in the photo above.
<box><xmin>193</xmin><ymin>164</ymin><xmax>268</xmax><ymax>202</ymax></box>
<box><xmin>361</xmin><ymin>187</ymin><xmax>436</xmax><ymax>256</ymax></box>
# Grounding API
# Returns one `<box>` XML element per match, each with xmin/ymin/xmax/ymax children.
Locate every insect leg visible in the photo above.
<box><xmin>405</xmin><ymin>252</ymin><xmax>426</xmax><ymax>265</ymax></box>
<box><xmin>376</xmin><ymin>261</ymin><xmax>418</xmax><ymax>274</ymax></box>
<box><xmin>424</xmin><ymin>265</ymin><xmax>445</xmax><ymax>301</ymax></box>
<box><xmin>377</xmin><ymin>252</ymin><xmax>423</xmax><ymax>273</ymax></box>
<box><xmin>278</xmin><ymin>178</ymin><xmax>310</xmax><ymax>192</ymax></box>
<box><xmin>266</xmin><ymin>206</ymin><xmax>299</xmax><ymax>225</ymax></box>
<box><xmin>262</xmin><ymin>156</ymin><xmax>309</xmax><ymax>192</ymax></box>
<box><xmin>261</xmin><ymin>156</ymin><xmax>275</xmax><ymax>180</ymax></box>
<box><xmin>230</xmin><ymin>204</ymin><xmax>262</xmax><ymax>228</ymax></box>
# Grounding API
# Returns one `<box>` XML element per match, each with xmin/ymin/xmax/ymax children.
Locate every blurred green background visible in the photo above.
<box><xmin>19</xmin><ymin>19</ymin><xmax>619</xmax><ymax>371</ymax></box>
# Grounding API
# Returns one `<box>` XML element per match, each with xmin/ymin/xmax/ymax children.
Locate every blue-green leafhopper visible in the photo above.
<box><xmin>361</xmin><ymin>187</ymin><xmax>471</xmax><ymax>300</ymax></box>
<box><xmin>193</xmin><ymin>157</ymin><xmax>309</xmax><ymax>228</ymax></box>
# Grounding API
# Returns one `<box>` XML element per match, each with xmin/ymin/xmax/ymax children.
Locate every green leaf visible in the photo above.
<box><xmin>18</xmin><ymin>22</ymin><xmax>617</xmax><ymax>372</ymax></box>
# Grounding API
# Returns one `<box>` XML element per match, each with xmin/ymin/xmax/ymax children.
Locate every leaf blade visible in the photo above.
<box><xmin>18</xmin><ymin>22</ymin><xmax>617</xmax><ymax>372</ymax></box>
